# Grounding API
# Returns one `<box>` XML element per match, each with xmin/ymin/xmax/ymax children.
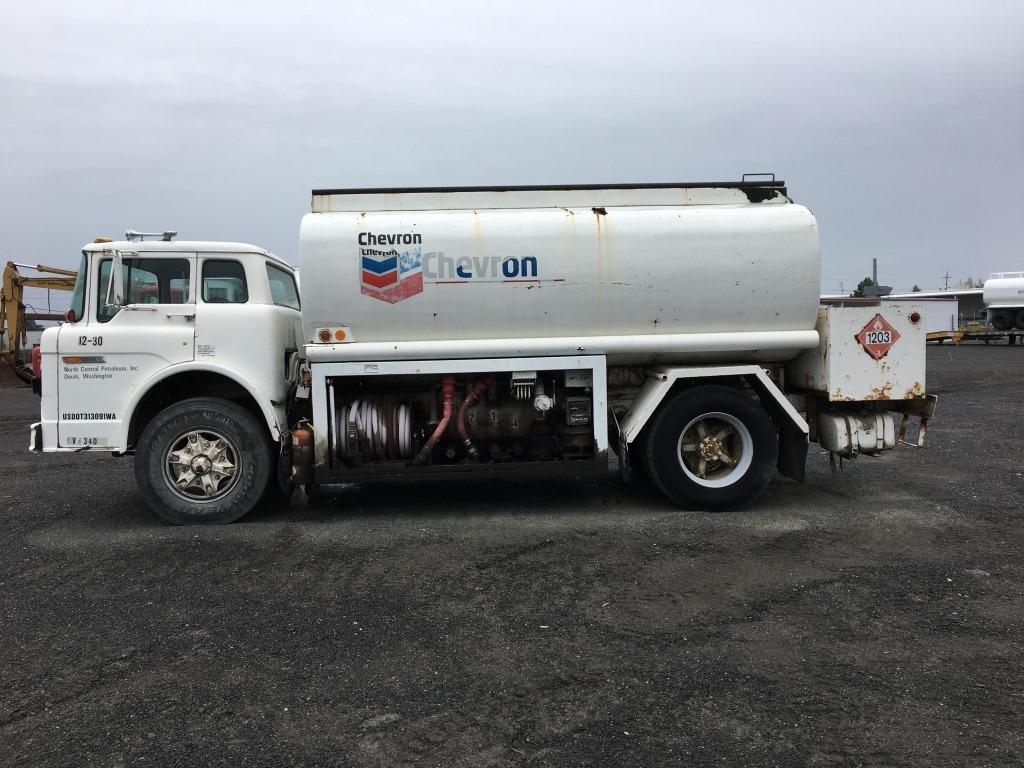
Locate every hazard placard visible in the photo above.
<box><xmin>856</xmin><ymin>313</ymin><xmax>901</xmax><ymax>360</ymax></box>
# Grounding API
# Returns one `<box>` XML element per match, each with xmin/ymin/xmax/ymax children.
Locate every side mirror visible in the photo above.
<box><xmin>105</xmin><ymin>249</ymin><xmax>125</xmax><ymax>309</ymax></box>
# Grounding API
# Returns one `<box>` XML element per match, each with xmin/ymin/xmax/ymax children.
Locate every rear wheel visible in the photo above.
<box><xmin>135</xmin><ymin>397</ymin><xmax>272</xmax><ymax>525</ymax></box>
<box><xmin>1015</xmin><ymin>310</ymin><xmax>1024</xmax><ymax>331</ymax></box>
<box><xmin>643</xmin><ymin>385</ymin><xmax>777</xmax><ymax>510</ymax></box>
<box><xmin>991</xmin><ymin>310</ymin><xmax>1014</xmax><ymax>331</ymax></box>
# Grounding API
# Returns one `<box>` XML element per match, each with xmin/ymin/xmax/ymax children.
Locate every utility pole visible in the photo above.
<box><xmin>944</xmin><ymin>271</ymin><xmax>949</xmax><ymax>290</ymax></box>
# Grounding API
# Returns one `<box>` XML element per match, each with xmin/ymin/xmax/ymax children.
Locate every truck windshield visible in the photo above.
<box><xmin>69</xmin><ymin>252</ymin><xmax>87</xmax><ymax>321</ymax></box>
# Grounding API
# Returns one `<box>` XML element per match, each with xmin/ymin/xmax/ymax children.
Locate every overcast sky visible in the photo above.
<box><xmin>2</xmin><ymin>0</ymin><xmax>1022</xmax><ymax>309</ymax></box>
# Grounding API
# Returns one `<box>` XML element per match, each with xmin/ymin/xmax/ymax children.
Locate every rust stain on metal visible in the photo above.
<box><xmin>831</xmin><ymin>387</ymin><xmax>854</xmax><ymax>401</ymax></box>
<box><xmin>904</xmin><ymin>381</ymin><xmax>925</xmax><ymax>399</ymax></box>
<box><xmin>864</xmin><ymin>382</ymin><xmax>894</xmax><ymax>400</ymax></box>
<box><xmin>897</xmin><ymin>413</ymin><xmax>910</xmax><ymax>444</ymax></box>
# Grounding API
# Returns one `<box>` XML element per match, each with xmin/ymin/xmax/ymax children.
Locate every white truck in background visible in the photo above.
<box><xmin>983</xmin><ymin>272</ymin><xmax>1024</xmax><ymax>331</ymax></box>
<box><xmin>30</xmin><ymin>179</ymin><xmax>936</xmax><ymax>524</ymax></box>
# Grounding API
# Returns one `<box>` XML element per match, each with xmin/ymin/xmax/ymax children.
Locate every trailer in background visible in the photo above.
<box><xmin>885</xmin><ymin>288</ymin><xmax>1021</xmax><ymax>345</ymax></box>
<box><xmin>983</xmin><ymin>272</ymin><xmax>1024</xmax><ymax>333</ymax></box>
<box><xmin>928</xmin><ymin>323</ymin><xmax>1021</xmax><ymax>346</ymax></box>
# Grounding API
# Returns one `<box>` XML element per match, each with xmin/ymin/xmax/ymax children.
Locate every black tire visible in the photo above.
<box><xmin>643</xmin><ymin>385</ymin><xmax>777</xmax><ymax>510</ymax></box>
<box><xmin>1015</xmin><ymin>310</ymin><xmax>1024</xmax><ymax>331</ymax></box>
<box><xmin>135</xmin><ymin>397</ymin><xmax>273</xmax><ymax>525</ymax></box>
<box><xmin>991</xmin><ymin>310</ymin><xmax>1014</xmax><ymax>332</ymax></box>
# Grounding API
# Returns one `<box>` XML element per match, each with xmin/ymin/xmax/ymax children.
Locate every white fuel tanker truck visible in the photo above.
<box><xmin>30</xmin><ymin>179</ymin><xmax>936</xmax><ymax>524</ymax></box>
<box><xmin>983</xmin><ymin>272</ymin><xmax>1024</xmax><ymax>331</ymax></box>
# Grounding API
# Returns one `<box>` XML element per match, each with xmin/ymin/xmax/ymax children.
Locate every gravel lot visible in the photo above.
<box><xmin>1</xmin><ymin>344</ymin><xmax>1022</xmax><ymax>767</ymax></box>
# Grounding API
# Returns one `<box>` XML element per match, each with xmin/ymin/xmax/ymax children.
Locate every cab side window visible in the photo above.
<box><xmin>266</xmin><ymin>263</ymin><xmax>300</xmax><ymax>310</ymax></box>
<box><xmin>202</xmin><ymin>260</ymin><xmax>248</xmax><ymax>303</ymax></box>
<box><xmin>97</xmin><ymin>258</ymin><xmax>191</xmax><ymax>323</ymax></box>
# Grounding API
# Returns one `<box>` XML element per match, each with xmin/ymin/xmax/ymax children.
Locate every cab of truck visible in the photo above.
<box><xmin>31</xmin><ymin>236</ymin><xmax>302</xmax><ymax>518</ymax></box>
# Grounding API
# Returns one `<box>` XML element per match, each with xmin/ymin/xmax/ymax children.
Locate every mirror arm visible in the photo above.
<box><xmin>104</xmin><ymin>249</ymin><xmax>126</xmax><ymax>309</ymax></box>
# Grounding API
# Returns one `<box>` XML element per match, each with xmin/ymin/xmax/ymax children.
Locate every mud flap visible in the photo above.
<box><xmin>619</xmin><ymin>432</ymin><xmax>633</xmax><ymax>483</ymax></box>
<box><xmin>777</xmin><ymin>423</ymin><xmax>808</xmax><ymax>483</ymax></box>
<box><xmin>277</xmin><ymin>440</ymin><xmax>294</xmax><ymax>495</ymax></box>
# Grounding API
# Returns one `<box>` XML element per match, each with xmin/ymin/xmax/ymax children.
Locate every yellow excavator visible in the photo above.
<box><xmin>1</xmin><ymin>261</ymin><xmax>78</xmax><ymax>386</ymax></box>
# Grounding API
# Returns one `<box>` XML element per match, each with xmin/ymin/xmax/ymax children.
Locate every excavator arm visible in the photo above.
<box><xmin>1</xmin><ymin>261</ymin><xmax>78</xmax><ymax>385</ymax></box>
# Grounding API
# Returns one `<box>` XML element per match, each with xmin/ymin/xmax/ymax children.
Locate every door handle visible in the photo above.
<box><xmin>164</xmin><ymin>308</ymin><xmax>196</xmax><ymax>320</ymax></box>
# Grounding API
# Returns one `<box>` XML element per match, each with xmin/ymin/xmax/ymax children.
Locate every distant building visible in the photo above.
<box><xmin>886</xmin><ymin>288</ymin><xmax>985</xmax><ymax>324</ymax></box>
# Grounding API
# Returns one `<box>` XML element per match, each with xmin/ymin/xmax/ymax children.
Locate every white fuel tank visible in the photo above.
<box><xmin>983</xmin><ymin>272</ymin><xmax>1024</xmax><ymax>308</ymax></box>
<box><xmin>299</xmin><ymin>183</ymin><xmax>822</xmax><ymax>364</ymax></box>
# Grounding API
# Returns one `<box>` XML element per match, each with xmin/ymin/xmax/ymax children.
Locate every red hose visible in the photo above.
<box><xmin>415</xmin><ymin>376</ymin><xmax>455</xmax><ymax>463</ymax></box>
<box><xmin>457</xmin><ymin>375</ymin><xmax>494</xmax><ymax>460</ymax></box>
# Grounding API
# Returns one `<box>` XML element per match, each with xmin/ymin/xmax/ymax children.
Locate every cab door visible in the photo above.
<box><xmin>56</xmin><ymin>253</ymin><xmax>196</xmax><ymax>449</ymax></box>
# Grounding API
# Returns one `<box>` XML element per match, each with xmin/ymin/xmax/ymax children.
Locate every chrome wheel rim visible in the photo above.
<box><xmin>677</xmin><ymin>411</ymin><xmax>753</xmax><ymax>488</ymax></box>
<box><xmin>163</xmin><ymin>429</ymin><xmax>240</xmax><ymax>502</ymax></box>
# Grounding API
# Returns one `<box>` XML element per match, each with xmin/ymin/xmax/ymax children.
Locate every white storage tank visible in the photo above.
<box><xmin>983</xmin><ymin>272</ymin><xmax>1024</xmax><ymax>307</ymax></box>
<box><xmin>299</xmin><ymin>181</ymin><xmax>822</xmax><ymax>364</ymax></box>
<box><xmin>983</xmin><ymin>271</ymin><xmax>1024</xmax><ymax>330</ymax></box>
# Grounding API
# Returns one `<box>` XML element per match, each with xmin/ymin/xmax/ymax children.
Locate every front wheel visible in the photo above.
<box><xmin>643</xmin><ymin>385</ymin><xmax>778</xmax><ymax>510</ymax></box>
<box><xmin>135</xmin><ymin>397</ymin><xmax>273</xmax><ymax>525</ymax></box>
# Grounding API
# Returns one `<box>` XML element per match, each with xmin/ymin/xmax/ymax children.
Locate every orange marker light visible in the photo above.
<box><xmin>62</xmin><ymin>356</ymin><xmax>83</xmax><ymax>364</ymax></box>
<box><xmin>334</xmin><ymin>329</ymin><xmax>347</xmax><ymax>341</ymax></box>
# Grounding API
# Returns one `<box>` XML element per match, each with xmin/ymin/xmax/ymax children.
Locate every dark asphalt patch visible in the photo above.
<box><xmin>1</xmin><ymin>344</ymin><xmax>1022</xmax><ymax>767</ymax></box>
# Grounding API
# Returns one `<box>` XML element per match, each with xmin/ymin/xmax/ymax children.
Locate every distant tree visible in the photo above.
<box><xmin>25</xmin><ymin>318</ymin><xmax>43</xmax><ymax>331</ymax></box>
<box><xmin>912</xmin><ymin>285</ymin><xmax>922</xmax><ymax>292</ymax></box>
<box><xmin>851</xmin><ymin>277</ymin><xmax>875</xmax><ymax>297</ymax></box>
